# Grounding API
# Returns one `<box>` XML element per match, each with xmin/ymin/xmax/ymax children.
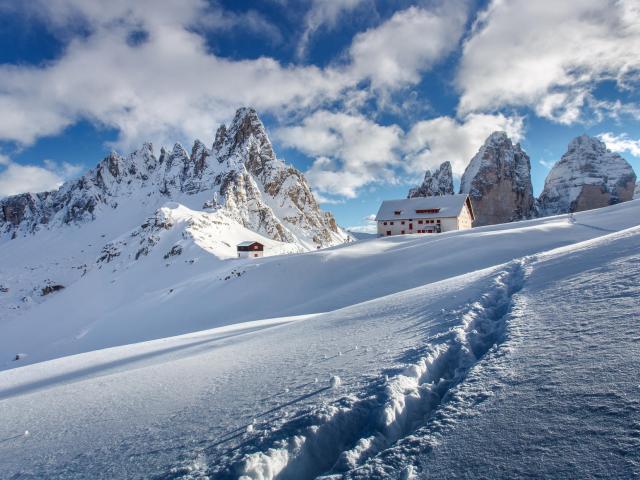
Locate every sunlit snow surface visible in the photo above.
<box><xmin>1</xmin><ymin>201</ymin><xmax>639</xmax><ymax>479</ymax></box>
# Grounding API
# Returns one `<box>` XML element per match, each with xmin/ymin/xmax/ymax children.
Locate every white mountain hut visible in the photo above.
<box><xmin>375</xmin><ymin>195</ymin><xmax>474</xmax><ymax>236</ymax></box>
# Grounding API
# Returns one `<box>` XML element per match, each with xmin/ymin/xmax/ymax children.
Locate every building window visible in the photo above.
<box><xmin>386</xmin><ymin>230</ymin><xmax>391</xmax><ymax>236</ymax></box>
<box><xmin>416</xmin><ymin>209</ymin><xmax>440</xmax><ymax>214</ymax></box>
<box><xmin>401</xmin><ymin>221</ymin><xmax>405</xmax><ymax>225</ymax></box>
<box><xmin>383</xmin><ymin>221</ymin><xmax>387</xmax><ymax>225</ymax></box>
<box><xmin>436</xmin><ymin>219</ymin><xmax>441</xmax><ymax>223</ymax></box>
<box><xmin>390</xmin><ymin>221</ymin><xmax>394</xmax><ymax>225</ymax></box>
<box><xmin>394</xmin><ymin>210</ymin><xmax>401</xmax><ymax>215</ymax></box>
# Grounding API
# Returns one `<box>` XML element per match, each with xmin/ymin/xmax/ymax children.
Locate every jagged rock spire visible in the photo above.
<box><xmin>538</xmin><ymin>134</ymin><xmax>636</xmax><ymax>215</ymax></box>
<box><xmin>408</xmin><ymin>161</ymin><xmax>454</xmax><ymax>198</ymax></box>
<box><xmin>460</xmin><ymin>131</ymin><xmax>535</xmax><ymax>226</ymax></box>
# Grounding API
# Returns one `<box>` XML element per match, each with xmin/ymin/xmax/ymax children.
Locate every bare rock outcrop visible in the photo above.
<box><xmin>459</xmin><ymin>132</ymin><xmax>535</xmax><ymax>226</ymax></box>
<box><xmin>538</xmin><ymin>135</ymin><xmax>637</xmax><ymax>215</ymax></box>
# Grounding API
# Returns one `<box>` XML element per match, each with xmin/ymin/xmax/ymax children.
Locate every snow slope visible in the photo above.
<box><xmin>2</xmin><ymin>200</ymin><xmax>639</xmax><ymax>369</ymax></box>
<box><xmin>0</xmin><ymin>200</ymin><xmax>639</xmax><ymax>479</ymax></box>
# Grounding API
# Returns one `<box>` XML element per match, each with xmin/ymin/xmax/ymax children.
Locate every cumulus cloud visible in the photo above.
<box><xmin>297</xmin><ymin>0</ymin><xmax>366</xmax><ymax>59</ymax></box>
<box><xmin>0</xmin><ymin>0</ymin><xmax>469</xmax><ymax>151</ymax></box>
<box><xmin>347</xmin><ymin>214</ymin><xmax>378</xmax><ymax>234</ymax></box>
<box><xmin>276</xmin><ymin>111</ymin><xmax>403</xmax><ymax>198</ymax></box>
<box><xmin>348</xmin><ymin>1</ymin><xmax>468</xmax><ymax>91</ymax></box>
<box><xmin>457</xmin><ymin>0</ymin><xmax>640</xmax><ymax>124</ymax></box>
<box><xmin>196</xmin><ymin>3</ymin><xmax>283</xmax><ymax>44</ymax></box>
<box><xmin>0</xmin><ymin>0</ymin><xmax>349</xmax><ymax>150</ymax></box>
<box><xmin>0</xmin><ymin>156</ymin><xmax>82</xmax><ymax>197</ymax></box>
<box><xmin>598</xmin><ymin>132</ymin><xmax>640</xmax><ymax>157</ymax></box>
<box><xmin>403</xmin><ymin>113</ymin><xmax>524</xmax><ymax>176</ymax></box>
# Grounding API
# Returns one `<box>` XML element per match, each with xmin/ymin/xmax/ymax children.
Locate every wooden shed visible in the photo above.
<box><xmin>237</xmin><ymin>241</ymin><xmax>264</xmax><ymax>258</ymax></box>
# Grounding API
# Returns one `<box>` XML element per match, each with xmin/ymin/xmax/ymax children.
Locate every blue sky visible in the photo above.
<box><xmin>0</xmin><ymin>0</ymin><xmax>638</xmax><ymax>230</ymax></box>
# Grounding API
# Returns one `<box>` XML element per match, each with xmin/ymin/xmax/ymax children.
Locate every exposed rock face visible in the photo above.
<box><xmin>408</xmin><ymin>161</ymin><xmax>454</xmax><ymax>198</ymax></box>
<box><xmin>459</xmin><ymin>132</ymin><xmax>535</xmax><ymax>226</ymax></box>
<box><xmin>0</xmin><ymin>107</ymin><xmax>347</xmax><ymax>249</ymax></box>
<box><xmin>538</xmin><ymin>135</ymin><xmax>637</xmax><ymax>215</ymax></box>
<box><xmin>634</xmin><ymin>182</ymin><xmax>639</xmax><ymax>199</ymax></box>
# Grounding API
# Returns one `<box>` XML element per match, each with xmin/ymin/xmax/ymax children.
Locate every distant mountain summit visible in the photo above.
<box><xmin>538</xmin><ymin>135</ymin><xmax>637</xmax><ymax>215</ymax></box>
<box><xmin>408</xmin><ymin>161</ymin><xmax>454</xmax><ymax>198</ymax></box>
<box><xmin>0</xmin><ymin>107</ymin><xmax>346</xmax><ymax>249</ymax></box>
<box><xmin>459</xmin><ymin>131</ymin><xmax>535</xmax><ymax>226</ymax></box>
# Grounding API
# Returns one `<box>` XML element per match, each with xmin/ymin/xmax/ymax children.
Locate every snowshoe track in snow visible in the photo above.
<box><xmin>215</xmin><ymin>260</ymin><xmax>529</xmax><ymax>480</ymax></box>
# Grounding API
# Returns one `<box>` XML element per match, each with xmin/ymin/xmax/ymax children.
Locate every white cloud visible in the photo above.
<box><xmin>457</xmin><ymin>0</ymin><xmax>640</xmax><ymax>124</ymax></box>
<box><xmin>403</xmin><ymin>113</ymin><xmax>524</xmax><ymax>176</ymax></box>
<box><xmin>276</xmin><ymin>111</ymin><xmax>403</xmax><ymax>198</ymax></box>
<box><xmin>297</xmin><ymin>0</ymin><xmax>366</xmax><ymax>59</ymax></box>
<box><xmin>348</xmin><ymin>1</ymin><xmax>468</xmax><ymax>90</ymax></box>
<box><xmin>0</xmin><ymin>156</ymin><xmax>82</xmax><ymax>197</ymax></box>
<box><xmin>598</xmin><ymin>132</ymin><xmax>640</xmax><ymax>157</ymax></box>
<box><xmin>346</xmin><ymin>214</ymin><xmax>378</xmax><ymax>234</ymax></box>
<box><xmin>0</xmin><ymin>0</ymin><xmax>470</xmax><ymax>151</ymax></box>
<box><xmin>539</xmin><ymin>159</ymin><xmax>555</xmax><ymax>170</ymax></box>
<box><xmin>196</xmin><ymin>3</ymin><xmax>283</xmax><ymax>44</ymax></box>
<box><xmin>0</xmin><ymin>0</ymin><xmax>351</xmax><ymax>150</ymax></box>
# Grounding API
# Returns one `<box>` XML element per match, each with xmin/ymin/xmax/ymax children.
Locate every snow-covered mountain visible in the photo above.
<box><xmin>407</xmin><ymin>161</ymin><xmax>454</xmax><ymax>198</ymax></box>
<box><xmin>459</xmin><ymin>131</ymin><xmax>535</xmax><ymax>226</ymax></box>
<box><xmin>538</xmin><ymin>135</ymin><xmax>637</xmax><ymax>215</ymax></box>
<box><xmin>0</xmin><ymin>108</ymin><xmax>349</xmax><ymax>323</ymax></box>
<box><xmin>0</xmin><ymin>107</ymin><xmax>346</xmax><ymax>249</ymax></box>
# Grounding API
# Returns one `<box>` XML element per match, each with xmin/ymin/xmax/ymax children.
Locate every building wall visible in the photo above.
<box><xmin>377</xmin><ymin>217</ymin><xmax>458</xmax><ymax>236</ymax></box>
<box><xmin>377</xmin><ymin>219</ymin><xmax>410</xmax><ymax>236</ymax></box>
<box><xmin>440</xmin><ymin>217</ymin><xmax>459</xmax><ymax>232</ymax></box>
<box><xmin>457</xmin><ymin>205</ymin><xmax>473</xmax><ymax>230</ymax></box>
<box><xmin>238</xmin><ymin>251</ymin><xmax>264</xmax><ymax>258</ymax></box>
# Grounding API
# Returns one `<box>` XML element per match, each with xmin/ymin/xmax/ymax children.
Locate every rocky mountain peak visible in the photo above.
<box><xmin>172</xmin><ymin>142</ymin><xmax>188</xmax><ymax>158</ymax></box>
<box><xmin>213</xmin><ymin>124</ymin><xmax>227</xmax><ymax>152</ymax></box>
<box><xmin>189</xmin><ymin>139</ymin><xmax>210</xmax><ymax>176</ymax></box>
<box><xmin>0</xmin><ymin>107</ymin><xmax>347</xmax><ymax>250</ymax></box>
<box><xmin>486</xmin><ymin>131</ymin><xmax>510</xmax><ymax>144</ymax></box>
<box><xmin>567</xmin><ymin>134</ymin><xmax>604</xmax><ymax>153</ymax></box>
<box><xmin>538</xmin><ymin>134</ymin><xmax>636</xmax><ymax>215</ymax></box>
<box><xmin>209</xmin><ymin>107</ymin><xmax>346</xmax><ymax>248</ymax></box>
<box><xmin>460</xmin><ymin>131</ymin><xmax>535</xmax><ymax>226</ymax></box>
<box><xmin>408</xmin><ymin>161</ymin><xmax>454</xmax><ymax>198</ymax></box>
<box><xmin>215</xmin><ymin>107</ymin><xmax>272</xmax><ymax>161</ymax></box>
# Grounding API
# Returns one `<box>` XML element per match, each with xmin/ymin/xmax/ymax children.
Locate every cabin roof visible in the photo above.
<box><xmin>237</xmin><ymin>241</ymin><xmax>263</xmax><ymax>247</ymax></box>
<box><xmin>375</xmin><ymin>194</ymin><xmax>474</xmax><ymax>221</ymax></box>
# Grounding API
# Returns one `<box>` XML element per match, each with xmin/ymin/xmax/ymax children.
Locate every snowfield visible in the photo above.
<box><xmin>1</xmin><ymin>200</ymin><xmax>639</xmax><ymax>479</ymax></box>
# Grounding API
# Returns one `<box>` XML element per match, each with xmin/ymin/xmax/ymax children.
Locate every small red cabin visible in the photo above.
<box><xmin>237</xmin><ymin>241</ymin><xmax>264</xmax><ymax>258</ymax></box>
